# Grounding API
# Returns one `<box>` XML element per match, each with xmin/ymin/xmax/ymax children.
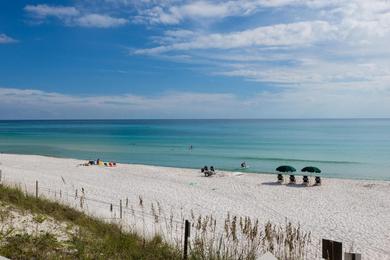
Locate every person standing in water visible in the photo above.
<box><xmin>241</xmin><ymin>161</ymin><xmax>246</xmax><ymax>168</ymax></box>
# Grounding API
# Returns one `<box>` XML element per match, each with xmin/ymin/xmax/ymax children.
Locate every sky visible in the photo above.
<box><xmin>1</xmin><ymin>0</ymin><xmax>390</xmax><ymax>119</ymax></box>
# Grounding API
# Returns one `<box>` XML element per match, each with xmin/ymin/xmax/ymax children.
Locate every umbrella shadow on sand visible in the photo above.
<box><xmin>261</xmin><ymin>181</ymin><xmax>283</xmax><ymax>186</ymax></box>
<box><xmin>261</xmin><ymin>182</ymin><xmax>310</xmax><ymax>188</ymax></box>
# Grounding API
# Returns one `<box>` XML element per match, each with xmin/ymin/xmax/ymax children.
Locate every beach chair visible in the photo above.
<box><xmin>315</xmin><ymin>176</ymin><xmax>321</xmax><ymax>185</ymax></box>
<box><xmin>302</xmin><ymin>175</ymin><xmax>309</xmax><ymax>186</ymax></box>
<box><xmin>204</xmin><ymin>171</ymin><xmax>212</xmax><ymax>177</ymax></box>
<box><xmin>210</xmin><ymin>166</ymin><xmax>216</xmax><ymax>175</ymax></box>
<box><xmin>289</xmin><ymin>175</ymin><xmax>296</xmax><ymax>184</ymax></box>
<box><xmin>277</xmin><ymin>174</ymin><xmax>283</xmax><ymax>184</ymax></box>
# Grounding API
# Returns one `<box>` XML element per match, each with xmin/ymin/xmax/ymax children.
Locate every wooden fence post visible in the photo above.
<box><xmin>120</xmin><ymin>200</ymin><xmax>123</xmax><ymax>219</ymax></box>
<box><xmin>35</xmin><ymin>180</ymin><xmax>38</xmax><ymax>199</ymax></box>
<box><xmin>0</xmin><ymin>169</ymin><xmax>2</xmax><ymax>183</ymax></box>
<box><xmin>183</xmin><ymin>220</ymin><xmax>190</xmax><ymax>260</ymax></box>
<box><xmin>126</xmin><ymin>197</ymin><xmax>128</xmax><ymax>208</ymax></box>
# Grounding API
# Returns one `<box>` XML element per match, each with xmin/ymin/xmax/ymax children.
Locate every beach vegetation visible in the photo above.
<box><xmin>0</xmin><ymin>183</ymin><xmax>312</xmax><ymax>259</ymax></box>
<box><xmin>0</xmin><ymin>184</ymin><xmax>180</xmax><ymax>259</ymax></box>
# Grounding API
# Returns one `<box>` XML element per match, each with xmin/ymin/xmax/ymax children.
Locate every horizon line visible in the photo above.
<box><xmin>0</xmin><ymin>118</ymin><xmax>390</xmax><ymax>121</ymax></box>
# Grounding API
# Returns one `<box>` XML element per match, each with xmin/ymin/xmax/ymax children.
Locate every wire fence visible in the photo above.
<box><xmin>0</xmin><ymin>174</ymin><xmax>190</xmax><ymax>249</ymax></box>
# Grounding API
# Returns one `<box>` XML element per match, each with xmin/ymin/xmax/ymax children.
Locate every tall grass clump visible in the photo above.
<box><xmin>187</xmin><ymin>213</ymin><xmax>312</xmax><ymax>260</ymax></box>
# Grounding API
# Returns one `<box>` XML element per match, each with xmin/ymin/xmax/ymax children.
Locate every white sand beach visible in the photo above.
<box><xmin>1</xmin><ymin>153</ymin><xmax>390</xmax><ymax>259</ymax></box>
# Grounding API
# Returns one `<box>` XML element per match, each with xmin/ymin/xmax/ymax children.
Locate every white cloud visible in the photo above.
<box><xmin>133</xmin><ymin>0</ymin><xmax>314</xmax><ymax>24</ymax></box>
<box><xmin>135</xmin><ymin>21</ymin><xmax>334</xmax><ymax>54</ymax></box>
<box><xmin>131</xmin><ymin>0</ymin><xmax>390</xmax><ymax>99</ymax></box>
<box><xmin>24</xmin><ymin>4</ymin><xmax>80</xmax><ymax>18</ymax></box>
<box><xmin>75</xmin><ymin>14</ymin><xmax>128</xmax><ymax>28</ymax></box>
<box><xmin>134</xmin><ymin>6</ymin><xmax>181</xmax><ymax>24</ymax></box>
<box><xmin>134</xmin><ymin>0</ymin><xmax>390</xmax><ymax>54</ymax></box>
<box><xmin>134</xmin><ymin>1</ymin><xmax>246</xmax><ymax>24</ymax></box>
<box><xmin>217</xmin><ymin>60</ymin><xmax>390</xmax><ymax>87</ymax></box>
<box><xmin>24</xmin><ymin>4</ymin><xmax>128</xmax><ymax>28</ymax></box>
<box><xmin>130</xmin><ymin>0</ymin><xmax>350</xmax><ymax>25</ymax></box>
<box><xmin>0</xmin><ymin>34</ymin><xmax>17</xmax><ymax>44</ymax></box>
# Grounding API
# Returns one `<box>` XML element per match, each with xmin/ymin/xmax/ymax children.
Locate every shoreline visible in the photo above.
<box><xmin>1</xmin><ymin>152</ymin><xmax>389</xmax><ymax>182</ymax></box>
<box><xmin>1</xmin><ymin>153</ymin><xmax>390</xmax><ymax>259</ymax></box>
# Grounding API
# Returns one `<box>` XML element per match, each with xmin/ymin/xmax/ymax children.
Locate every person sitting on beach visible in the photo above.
<box><xmin>210</xmin><ymin>166</ymin><xmax>215</xmax><ymax>172</ymax></box>
<box><xmin>79</xmin><ymin>161</ymin><xmax>91</xmax><ymax>166</ymax></box>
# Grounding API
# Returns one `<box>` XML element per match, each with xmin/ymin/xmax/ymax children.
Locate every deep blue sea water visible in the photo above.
<box><xmin>0</xmin><ymin>119</ymin><xmax>389</xmax><ymax>180</ymax></box>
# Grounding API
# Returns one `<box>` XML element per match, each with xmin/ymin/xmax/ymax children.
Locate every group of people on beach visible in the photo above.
<box><xmin>80</xmin><ymin>158</ymin><xmax>117</xmax><ymax>167</ymax></box>
<box><xmin>201</xmin><ymin>161</ymin><xmax>248</xmax><ymax>177</ymax></box>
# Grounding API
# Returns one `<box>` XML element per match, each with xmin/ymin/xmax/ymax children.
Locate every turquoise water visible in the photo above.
<box><xmin>0</xmin><ymin>119</ymin><xmax>389</xmax><ymax>180</ymax></box>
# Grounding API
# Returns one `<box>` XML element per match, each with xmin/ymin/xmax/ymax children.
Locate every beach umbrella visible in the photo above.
<box><xmin>301</xmin><ymin>166</ymin><xmax>321</xmax><ymax>174</ymax></box>
<box><xmin>276</xmin><ymin>165</ymin><xmax>296</xmax><ymax>173</ymax></box>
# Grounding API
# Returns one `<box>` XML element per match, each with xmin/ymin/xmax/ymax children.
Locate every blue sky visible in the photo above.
<box><xmin>1</xmin><ymin>0</ymin><xmax>390</xmax><ymax>119</ymax></box>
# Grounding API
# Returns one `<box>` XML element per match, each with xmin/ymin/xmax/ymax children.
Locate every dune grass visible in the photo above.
<box><xmin>0</xmin><ymin>184</ymin><xmax>181</xmax><ymax>259</ymax></box>
<box><xmin>0</xmin><ymin>183</ymin><xmax>313</xmax><ymax>259</ymax></box>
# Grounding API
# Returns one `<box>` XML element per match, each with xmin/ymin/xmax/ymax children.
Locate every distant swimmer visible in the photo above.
<box><xmin>189</xmin><ymin>145</ymin><xmax>193</xmax><ymax>150</ymax></box>
<box><xmin>241</xmin><ymin>161</ymin><xmax>247</xmax><ymax>168</ymax></box>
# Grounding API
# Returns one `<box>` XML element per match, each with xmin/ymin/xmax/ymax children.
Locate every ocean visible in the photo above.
<box><xmin>0</xmin><ymin>119</ymin><xmax>389</xmax><ymax>180</ymax></box>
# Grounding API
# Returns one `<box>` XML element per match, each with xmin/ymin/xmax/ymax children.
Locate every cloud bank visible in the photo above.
<box><xmin>1</xmin><ymin>87</ymin><xmax>389</xmax><ymax>119</ymax></box>
<box><xmin>131</xmin><ymin>0</ymin><xmax>390</xmax><ymax>105</ymax></box>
